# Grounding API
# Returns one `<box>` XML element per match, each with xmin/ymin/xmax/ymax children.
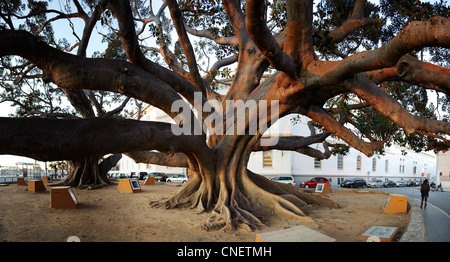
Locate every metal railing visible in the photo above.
<box><xmin>0</xmin><ymin>176</ymin><xmax>18</xmax><ymax>183</ymax></box>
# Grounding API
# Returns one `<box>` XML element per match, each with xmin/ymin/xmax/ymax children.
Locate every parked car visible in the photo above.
<box><xmin>166</xmin><ymin>174</ymin><xmax>189</xmax><ymax>183</ymax></box>
<box><xmin>299</xmin><ymin>177</ymin><xmax>330</xmax><ymax>188</ymax></box>
<box><xmin>270</xmin><ymin>176</ymin><xmax>296</xmax><ymax>186</ymax></box>
<box><xmin>119</xmin><ymin>172</ymin><xmax>132</xmax><ymax>179</ymax></box>
<box><xmin>340</xmin><ymin>178</ymin><xmax>367</xmax><ymax>188</ymax></box>
<box><xmin>132</xmin><ymin>171</ymin><xmax>148</xmax><ymax>180</ymax></box>
<box><xmin>406</xmin><ymin>180</ymin><xmax>414</xmax><ymax>187</ymax></box>
<box><xmin>146</xmin><ymin>172</ymin><xmax>168</xmax><ymax>182</ymax></box>
<box><xmin>367</xmin><ymin>179</ymin><xmax>383</xmax><ymax>188</ymax></box>
<box><xmin>396</xmin><ymin>181</ymin><xmax>407</xmax><ymax>187</ymax></box>
<box><xmin>383</xmin><ymin>180</ymin><xmax>396</xmax><ymax>188</ymax></box>
<box><xmin>107</xmin><ymin>171</ymin><xmax>120</xmax><ymax>180</ymax></box>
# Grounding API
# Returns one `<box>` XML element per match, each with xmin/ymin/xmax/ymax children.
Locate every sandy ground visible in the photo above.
<box><xmin>0</xmin><ymin>181</ymin><xmax>410</xmax><ymax>242</ymax></box>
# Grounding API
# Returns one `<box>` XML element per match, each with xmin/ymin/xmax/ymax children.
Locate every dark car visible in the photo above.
<box><xmin>135</xmin><ymin>171</ymin><xmax>148</xmax><ymax>180</ymax></box>
<box><xmin>340</xmin><ymin>178</ymin><xmax>367</xmax><ymax>188</ymax></box>
<box><xmin>383</xmin><ymin>180</ymin><xmax>396</xmax><ymax>188</ymax></box>
<box><xmin>406</xmin><ymin>180</ymin><xmax>414</xmax><ymax>187</ymax></box>
<box><xmin>146</xmin><ymin>172</ymin><xmax>168</xmax><ymax>182</ymax></box>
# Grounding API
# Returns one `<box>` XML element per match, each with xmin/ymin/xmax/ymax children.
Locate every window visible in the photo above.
<box><xmin>385</xmin><ymin>159</ymin><xmax>389</xmax><ymax>173</ymax></box>
<box><xmin>372</xmin><ymin>158</ymin><xmax>377</xmax><ymax>172</ymax></box>
<box><xmin>399</xmin><ymin>158</ymin><xmax>405</xmax><ymax>173</ymax></box>
<box><xmin>337</xmin><ymin>154</ymin><xmax>344</xmax><ymax>170</ymax></box>
<box><xmin>314</xmin><ymin>159</ymin><xmax>321</xmax><ymax>169</ymax></box>
<box><xmin>263</xmin><ymin>151</ymin><xmax>272</xmax><ymax>168</ymax></box>
<box><xmin>356</xmin><ymin>155</ymin><xmax>362</xmax><ymax>171</ymax></box>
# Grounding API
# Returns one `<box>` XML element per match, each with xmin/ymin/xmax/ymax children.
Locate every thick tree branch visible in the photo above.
<box><xmin>344</xmin><ymin>74</ymin><xmax>450</xmax><ymax>135</ymax></box>
<box><xmin>99</xmin><ymin>153</ymin><xmax>122</xmax><ymax>177</ymax></box>
<box><xmin>77</xmin><ymin>0</ymin><xmax>108</xmax><ymax>58</ymax></box>
<box><xmin>306</xmin><ymin>105</ymin><xmax>384</xmax><ymax>157</ymax></box>
<box><xmin>325</xmin><ymin>0</ymin><xmax>380</xmax><ymax>43</ymax></box>
<box><xmin>107</xmin><ymin>0</ymin><xmax>214</xmax><ymax>104</ymax></box>
<box><xmin>0</xmin><ymin>117</ymin><xmax>207</xmax><ymax>162</ymax></box>
<box><xmin>166</xmin><ymin>0</ymin><xmax>208</xmax><ymax>96</ymax></box>
<box><xmin>125</xmin><ymin>151</ymin><xmax>189</xmax><ymax>168</ymax></box>
<box><xmin>221</xmin><ymin>0</ymin><xmax>250</xmax><ymax>44</ymax></box>
<box><xmin>313</xmin><ymin>16</ymin><xmax>450</xmax><ymax>82</ymax></box>
<box><xmin>0</xmin><ymin>30</ymin><xmax>187</xmax><ymax>119</ymax></box>
<box><xmin>284</xmin><ymin>0</ymin><xmax>315</xmax><ymax>63</ymax></box>
<box><xmin>245</xmin><ymin>0</ymin><xmax>298</xmax><ymax>79</ymax></box>
<box><xmin>368</xmin><ymin>55</ymin><xmax>450</xmax><ymax>96</ymax></box>
<box><xmin>253</xmin><ymin>132</ymin><xmax>331</xmax><ymax>152</ymax></box>
<box><xmin>295</xmin><ymin>142</ymin><xmax>333</xmax><ymax>160</ymax></box>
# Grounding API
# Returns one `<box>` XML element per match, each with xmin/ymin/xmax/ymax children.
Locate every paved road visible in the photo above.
<box><xmin>367</xmin><ymin>186</ymin><xmax>450</xmax><ymax>242</ymax></box>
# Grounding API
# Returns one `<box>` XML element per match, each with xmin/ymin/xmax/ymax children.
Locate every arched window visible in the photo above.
<box><xmin>385</xmin><ymin>159</ymin><xmax>389</xmax><ymax>173</ymax></box>
<box><xmin>356</xmin><ymin>155</ymin><xmax>362</xmax><ymax>171</ymax></box>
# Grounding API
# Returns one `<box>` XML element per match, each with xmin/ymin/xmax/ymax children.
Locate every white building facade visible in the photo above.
<box><xmin>436</xmin><ymin>151</ymin><xmax>450</xmax><ymax>184</ymax></box>
<box><xmin>248</xmin><ymin>114</ymin><xmax>437</xmax><ymax>186</ymax></box>
<box><xmin>118</xmin><ymin>104</ymin><xmax>437</xmax><ymax>186</ymax></box>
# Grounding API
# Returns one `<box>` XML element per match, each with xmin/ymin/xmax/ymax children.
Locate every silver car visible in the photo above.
<box><xmin>269</xmin><ymin>176</ymin><xmax>296</xmax><ymax>186</ymax></box>
<box><xmin>166</xmin><ymin>174</ymin><xmax>189</xmax><ymax>183</ymax></box>
<box><xmin>367</xmin><ymin>179</ymin><xmax>383</xmax><ymax>188</ymax></box>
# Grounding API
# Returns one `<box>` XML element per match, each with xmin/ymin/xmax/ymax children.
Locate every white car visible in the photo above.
<box><xmin>367</xmin><ymin>179</ymin><xmax>383</xmax><ymax>188</ymax></box>
<box><xmin>269</xmin><ymin>176</ymin><xmax>296</xmax><ymax>186</ymax></box>
<box><xmin>166</xmin><ymin>174</ymin><xmax>189</xmax><ymax>183</ymax></box>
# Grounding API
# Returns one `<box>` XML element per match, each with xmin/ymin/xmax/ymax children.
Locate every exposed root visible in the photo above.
<box><xmin>54</xmin><ymin>157</ymin><xmax>113</xmax><ymax>189</ymax></box>
<box><xmin>149</xmin><ymin>169</ymin><xmax>340</xmax><ymax>232</ymax></box>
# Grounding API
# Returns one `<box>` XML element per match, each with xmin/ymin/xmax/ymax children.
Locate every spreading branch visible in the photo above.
<box><xmin>245</xmin><ymin>0</ymin><xmax>298</xmax><ymax>79</ymax></box>
<box><xmin>0</xmin><ymin>117</ymin><xmax>207</xmax><ymax>161</ymax></box>
<box><xmin>312</xmin><ymin>16</ymin><xmax>450</xmax><ymax>82</ymax></box>
<box><xmin>0</xmin><ymin>30</ymin><xmax>189</xmax><ymax>119</ymax></box>
<box><xmin>125</xmin><ymin>151</ymin><xmax>189</xmax><ymax>168</ymax></box>
<box><xmin>344</xmin><ymin>74</ymin><xmax>450</xmax><ymax>135</ymax></box>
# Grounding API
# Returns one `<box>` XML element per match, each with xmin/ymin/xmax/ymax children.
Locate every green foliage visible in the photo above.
<box><xmin>0</xmin><ymin>0</ymin><xmax>448</xmax><ymax>152</ymax></box>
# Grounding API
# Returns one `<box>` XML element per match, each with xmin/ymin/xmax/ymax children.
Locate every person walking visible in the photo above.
<box><xmin>420</xmin><ymin>179</ymin><xmax>430</xmax><ymax>209</ymax></box>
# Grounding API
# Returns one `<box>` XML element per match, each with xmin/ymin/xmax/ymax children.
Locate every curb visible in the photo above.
<box><xmin>327</xmin><ymin>188</ymin><xmax>426</xmax><ymax>242</ymax></box>
<box><xmin>400</xmin><ymin>200</ymin><xmax>426</xmax><ymax>242</ymax></box>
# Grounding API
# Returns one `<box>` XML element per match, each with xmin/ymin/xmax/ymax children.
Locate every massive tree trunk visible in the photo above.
<box><xmin>61</xmin><ymin>157</ymin><xmax>107</xmax><ymax>189</ymax></box>
<box><xmin>150</xmin><ymin>133</ymin><xmax>339</xmax><ymax>231</ymax></box>
<box><xmin>56</xmin><ymin>154</ymin><xmax>122</xmax><ymax>189</ymax></box>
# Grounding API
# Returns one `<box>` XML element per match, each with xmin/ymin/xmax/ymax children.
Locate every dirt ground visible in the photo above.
<box><xmin>0</xmin><ymin>181</ymin><xmax>410</xmax><ymax>242</ymax></box>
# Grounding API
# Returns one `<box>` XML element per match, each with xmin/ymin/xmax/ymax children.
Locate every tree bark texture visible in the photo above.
<box><xmin>1</xmin><ymin>0</ymin><xmax>449</xmax><ymax>230</ymax></box>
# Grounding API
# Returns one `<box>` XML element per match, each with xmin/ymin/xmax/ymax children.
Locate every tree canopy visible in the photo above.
<box><xmin>0</xmin><ymin>0</ymin><xmax>449</xmax><ymax>230</ymax></box>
